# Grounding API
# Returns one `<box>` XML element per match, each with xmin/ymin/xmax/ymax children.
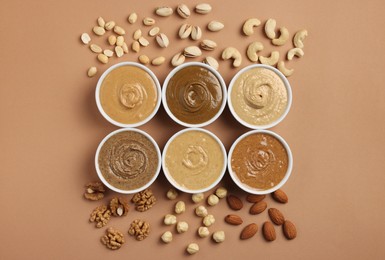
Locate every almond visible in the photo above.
<box><xmin>262</xmin><ymin>221</ymin><xmax>276</xmax><ymax>241</ymax></box>
<box><xmin>240</xmin><ymin>223</ymin><xmax>258</xmax><ymax>240</ymax></box>
<box><xmin>268</xmin><ymin>208</ymin><xmax>285</xmax><ymax>225</ymax></box>
<box><xmin>226</xmin><ymin>195</ymin><xmax>243</xmax><ymax>210</ymax></box>
<box><xmin>224</xmin><ymin>214</ymin><xmax>243</xmax><ymax>225</ymax></box>
<box><xmin>249</xmin><ymin>201</ymin><xmax>267</xmax><ymax>215</ymax></box>
<box><xmin>246</xmin><ymin>194</ymin><xmax>265</xmax><ymax>203</ymax></box>
<box><xmin>283</xmin><ymin>220</ymin><xmax>297</xmax><ymax>240</ymax></box>
<box><xmin>272</xmin><ymin>189</ymin><xmax>288</xmax><ymax>203</ymax></box>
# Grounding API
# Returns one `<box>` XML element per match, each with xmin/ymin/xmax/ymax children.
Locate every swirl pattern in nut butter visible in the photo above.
<box><xmin>100</xmin><ymin>65</ymin><xmax>158</xmax><ymax>124</ymax></box>
<box><xmin>230</xmin><ymin>67</ymin><xmax>288</xmax><ymax>126</ymax></box>
<box><xmin>231</xmin><ymin>133</ymin><xmax>288</xmax><ymax>190</ymax></box>
<box><xmin>165</xmin><ymin>130</ymin><xmax>224</xmax><ymax>191</ymax></box>
<box><xmin>166</xmin><ymin>65</ymin><xmax>223</xmax><ymax>124</ymax></box>
<box><xmin>98</xmin><ymin>130</ymin><xmax>159</xmax><ymax>191</ymax></box>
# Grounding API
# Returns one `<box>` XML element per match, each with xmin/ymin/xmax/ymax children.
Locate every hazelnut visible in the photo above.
<box><xmin>174</xmin><ymin>201</ymin><xmax>186</xmax><ymax>214</ymax></box>
<box><xmin>212</xmin><ymin>231</ymin><xmax>225</xmax><ymax>243</ymax></box>
<box><xmin>192</xmin><ymin>193</ymin><xmax>204</xmax><ymax>203</ymax></box>
<box><xmin>195</xmin><ymin>205</ymin><xmax>208</xmax><ymax>217</ymax></box>
<box><xmin>203</xmin><ymin>214</ymin><xmax>215</xmax><ymax>227</ymax></box>
<box><xmin>186</xmin><ymin>243</ymin><xmax>199</xmax><ymax>254</ymax></box>
<box><xmin>198</xmin><ymin>226</ymin><xmax>210</xmax><ymax>238</ymax></box>
<box><xmin>176</xmin><ymin>221</ymin><xmax>189</xmax><ymax>233</ymax></box>
<box><xmin>207</xmin><ymin>194</ymin><xmax>219</xmax><ymax>206</ymax></box>
<box><xmin>215</xmin><ymin>187</ymin><xmax>227</xmax><ymax>199</ymax></box>
<box><xmin>166</xmin><ymin>188</ymin><xmax>178</xmax><ymax>200</ymax></box>
<box><xmin>161</xmin><ymin>231</ymin><xmax>173</xmax><ymax>243</ymax></box>
<box><xmin>164</xmin><ymin>214</ymin><xmax>177</xmax><ymax>225</ymax></box>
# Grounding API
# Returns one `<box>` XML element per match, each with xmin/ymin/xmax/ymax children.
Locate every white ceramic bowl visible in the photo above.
<box><xmin>162</xmin><ymin>128</ymin><xmax>227</xmax><ymax>194</ymax></box>
<box><xmin>227</xmin><ymin>64</ymin><xmax>292</xmax><ymax>129</ymax></box>
<box><xmin>95</xmin><ymin>128</ymin><xmax>161</xmax><ymax>194</ymax></box>
<box><xmin>95</xmin><ymin>62</ymin><xmax>161</xmax><ymax>128</ymax></box>
<box><xmin>227</xmin><ymin>130</ymin><xmax>293</xmax><ymax>195</ymax></box>
<box><xmin>162</xmin><ymin>62</ymin><xmax>227</xmax><ymax>128</ymax></box>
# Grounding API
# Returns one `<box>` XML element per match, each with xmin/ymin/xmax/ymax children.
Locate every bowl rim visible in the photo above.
<box><xmin>162</xmin><ymin>127</ymin><xmax>227</xmax><ymax>194</ymax></box>
<box><xmin>161</xmin><ymin>62</ymin><xmax>227</xmax><ymax>128</ymax></box>
<box><xmin>227</xmin><ymin>64</ymin><xmax>293</xmax><ymax>130</ymax></box>
<box><xmin>95</xmin><ymin>128</ymin><xmax>162</xmax><ymax>194</ymax></box>
<box><xmin>227</xmin><ymin>129</ymin><xmax>293</xmax><ymax>195</ymax></box>
<box><xmin>95</xmin><ymin>61</ymin><xmax>162</xmax><ymax>128</ymax></box>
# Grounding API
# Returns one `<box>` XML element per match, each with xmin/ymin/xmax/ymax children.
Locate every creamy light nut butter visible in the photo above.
<box><xmin>230</xmin><ymin>67</ymin><xmax>288</xmax><ymax>126</ymax></box>
<box><xmin>231</xmin><ymin>133</ymin><xmax>288</xmax><ymax>191</ymax></box>
<box><xmin>165</xmin><ymin>65</ymin><xmax>223</xmax><ymax>125</ymax></box>
<box><xmin>164</xmin><ymin>130</ymin><xmax>224</xmax><ymax>191</ymax></box>
<box><xmin>99</xmin><ymin>65</ymin><xmax>158</xmax><ymax>125</ymax></box>
<box><xmin>98</xmin><ymin>130</ymin><xmax>159</xmax><ymax>191</ymax></box>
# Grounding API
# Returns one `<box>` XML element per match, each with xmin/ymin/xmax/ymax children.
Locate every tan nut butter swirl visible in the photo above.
<box><xmin>182</xmin><ymin>145</ymin><xmax>208</xmax><ymax>175</ymax></box>
<box><xmin>98</xmin><ymin>131</ymin><xmax>159</xmax><ymax>191</ymax></box>
<box><xmin>231</xmin><ymin>133</ymin><xmax>288</xmax><ymax>191</ymax></box>
<box><xmin>166</xmin><ymin>66</ymin><xmax>223</xmax><ymax>124</ymax></box>
<box><xmin>230</xmin><ymin>67</ymin><xmax>287</xmax><ymax>126</ymax></box>
<box><xmin>100</xmin><ymin>65</ymin><xmax>158</xmax><ymax>125</ymax></box>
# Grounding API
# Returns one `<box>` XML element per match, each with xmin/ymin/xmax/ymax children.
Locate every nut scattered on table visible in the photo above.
<box><xmin>131</xmin><ymin>188</ymin><xmax>156</xmax><ymax>212</ymax></box>
<box><xmin>240</xmin><ymin>223</ymin><xmax>258</xmax><ymax>240</ymax></box>
<box><xmin>277</xmin><ymin>61</ymin><xmax>294</xmax><ymax>77</ymax></box>
<box><xmin>203</xmin><ymin>214</ymin><xmax>215</xmax><ymax>227</ymax></box>
<box><xmin>249</xmin><ymin>201</ymin><xmax>267</xmax><ymax>215</ymax></box>
<box><xmin>116</xmin><ymin>35</ymin><xmax>124</xmax><ymax>46</ymax></box>
<box><xmin>195</xmin><ymin>3</ymin><xmax>212</xmax><ymax>14</ymax></box>
<box><xmin>179</xmin><ymin>24</ymin><xmax>192</xmax><ymax>39</ymax></box>
<box><xmin>105</xmin><ymin>21</ymin><xmax>115</xmax><ymax>31</ymax></box>
<box><xmin>155</xmin><ymin>6</ymin><xmax>173</xmax><ymax>17</ymax></box>
<box><xmin>107</xmin><ymin>35</ymin><xmax>116</xmax><ymax>45</ymax></box>
<box><xmin>97</xmin><ymin>53</ymin><xmax>108</xmax><ymax>64</ymax></box>
<box><xmin>103</xmin><ymin>49</ymin><xmax>114</xmax><ymax>57</ymax></box>
<box><xmin>151</xmin><ymin>56</ymin><xmax>166</xmax><ymax>66</ymax></box>
<box><xmin>242</xmin><ymin>18</ymin><xmax>261</xmax><ymax>36</ymax></box>
<box><xmin>246</xmin><ymin>41</ymin><xmax>264</xmax><ymax>62</ymax></box>
<box><xmin>113</xmin><ymin>26</ymin><xmax>125</xmax><ymax>36</ymax></box>
<box><xmin>138</xmin><ymin>54</ymin><xmax>150</xmax><ymax>65</ymax></box>
<box><xmin>90</xmin><ymin>44</ymin><xmax>102</xmax><ymax>53</ymax></box>
<box><xmin>184</xmin><ymin>46</ymin><xmax>202</xmax><ymax>58</ymax></box>
<box><xmin>156</xmin><ymin>33</ymin><xmax>169</xmax><ymax>48</ymax></box>
<box><xmin>192</xmin><ymin>193</ymin><xmax>204</xmax><ymax>203</ymax></box>
<box><xmin>143</xmin><ymin>17</ymin><xmax>155</xmax><ymax>26</ymax></box>
<box><xmin>81</xmin><ymin>33</ymin><xmax>91</xmax><ymax>44</ymax></box>
<box><xmin>198</xmin><ymin>226</ymin><xmax>210</xmax><ymax>238</ymax></box>
<box><xmin>171</xmin><ymin>52</ymin><xmax>186</xmax><ymax>67</ymax></box>
<box><xmin>93</xmin><ymin>26</ymin><xmax>105</xmax><ymax>36</ymax></box>
<box><xmin>272</xmin><ymin>189</ymin><xmax>288</xmax><ymax>203</ymax></box>
<box><xmin>164</xmin><ymin>214</ymin><xmax>177</xmax><ymax>225</ymax></box>
<box><xmin>207</xmin><ymin>21</ymin><xmax>224</xmax><ymax>32</ymax></box>
<box><xmin>268</xmin><ymin>208</ymin><xmax>285</xmax><ymax>225</ymax></box>
<box><xmin>132</xmin><ymin>41</ymin><xmax>140</xmax><ymax>52</ymax></box>
<box><xmin>224</xmin><ymin>214</ymin><xmax>243</xmax><ymax>225</ymax></box>
<box><xmin>175</xmin><ymin>201</ymin><xmax>186</xmax><ymax>214</ymax></box>
<box><xmin>287</xmin><ymin>47</ymin><xmax>304</xmax><ymax>60</ymax></box>
<box><xmin>177</xmin><ymin>4</ymin><xmax>190</xmax><ymax>19</ymax></box>
<box><xmin>109</xmin><ymin>197</ymin><xmax>129</xmax><ymax>217</ymax></box>
<box><xmin>138</xmin><ymin>36</ymin><xmax>150</xmax><ymax>47</ymax></box>
<box><xmin>259</xmin><ymin>51</ymin><xmax>279</xmax><ymax>66</ymax></box>
<box><xmin>246</xmin><ymin>194</ymin><xmax>265</xmax><ymax>203</ymax></box>
<box><xmin>191</xmin><ymin>26</ymin><xmax>202</xmax><ymax>41</ymax></box>
<box><xmin>101</xmin><ymin>227</ymin><xmax>125</xmax><ymax>250</ymax></box>
<box><xmin>128</xmin><ymin>12</ymin><xmax>137</xmax><ymax>24</ymax></box>
<box><xmin>128</xmin><ymin>219</ymin><xmax>151</xmax><ymax>241</ymax></box>
<box><xmin>97</xmin><ymin>17</ymin><xmax>105</xmax><ymax>27</ymax></box>
<box><xmin>293</xmin><ymin>29</ymin><xmax>308</xmax><ymax>48</ymax></box>
<box><xmin>149</xmin><ymin>26</ymin><xmax>160</xmax><ymax>37</ymax></box>
<box><xmin>226</xmin><ymin>194</ymin><xmax>243</xmax><ymax>210</ymax></box>
<box><xmin>89</xmin><ymin>205</ymin><xmax>111</xmax><ymax>228</ymax></box>
<box><xmin>166</xmin><ymin>188</ymin><xmax>179</xmax><ymax>200</ymax></box>
<box><xmin>176</xmin><ymin>221</ymin><xmax>189</xmax><ymax>233</ymax></box>
<box><xmin>262</xmin><ymin>221</ymin><xmax>276</xmax><ymax>241</ymax></box>
<box><xmin>161</xmin><ymin>231</ymin><xmax>173</xmax><ymax>243</ymax></box>
<box><xmin>195</xmin><ymin>205</ymin><xmax>208</xmax><ymax>217</ymax></box>
<box><xmin>264</xmin><ymin>18</ymin><xmax>277</xmax><ymax>39</ymax></box>
<box><xmin>203</xmin><ymin>56</ymin><xmax>219</xmax><ymax>70</ymax></box>
<box><xmin>222</xmin><ymin>47</ymin><xmax>242</xmax><ymax>67</ymax></box>
<box><xmin>87</xmin><ymin>67</ymin><xmax>97</xmax><ymax>78</ymax></box>
<box><xmin>200</xmin><ymin>39</ymin><xmax>217</xmax><ymax>51</ymax></box>
<box><xmin>207</xmin><ymin>194</ymin><xmax>219</xmax><ymax>206</ymax></box>
<box><xmin>186</xmin><ymin>243</ymin><xmax>199</xmax><ymax>254</ymax></box>
<box><xmin>212</xmin><ymin>231</ymin><xmax>225</xmax><ymax>243</ymax></box>
<box><xmin>272</xmin><ymin>27</ymin><xmax>289</xmax><ymax>46</ymax></box>
<box><xmin>282</xmin><ymin>220</ymin><xmax>297</xmax><ymax>240</ymax></box>
<box><xmin>84</xmin><ymin>181</ymin><xmax>105</xmax><ymax>201</ymax></box>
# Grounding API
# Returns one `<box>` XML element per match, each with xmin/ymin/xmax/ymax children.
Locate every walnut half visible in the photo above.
<box><xmin>109</xmin><ymin>197</ymin><xmax>129</xmax><ymax>217</ymax></box>
<box><xmin>89</xmin><ymin>205</ymin><xmax>111</xmax><ymax>228</ymax></box>
<box><xmin>131</xmin><ymin>189</ymin><xmax>156</xmax><ymax>212</ymax></box>
<box><xmin>84</xmin><ymin>181</ymin><xmax>105</xmax><ymax>201</ymax></box>
<box><xmin>101</xmin><ymin>227</ymin><xmax>125</xmax><ymax>250</ymax></box>
<box><xmin>128</xmin><ymin>219</ymin><xmax>150</xmax><ymax>241</ymax></box>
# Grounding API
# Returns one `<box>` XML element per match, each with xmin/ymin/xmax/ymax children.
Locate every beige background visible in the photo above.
<box><xmin>1</xmin><ymin>0</ymin><xmax>385</xmax><ymax>259</ymax></box>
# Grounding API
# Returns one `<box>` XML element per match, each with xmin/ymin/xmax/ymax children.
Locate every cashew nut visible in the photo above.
<box><xmin>293</xmin><ymin>29</ymin><xmax>308</xmax><ymax>48</ymax></box>
<box><xmin>264</xmin><ymin>19</ymin><xmax>276</xmax><ymax>39</ymax></box>
<box><xmin>246</xmin><ymin>41</ymin><xmax>264</xmax><ymax>62</ymax></box>
<box><xmin>272</xmin><ymin>27</ymin><xmax>289</xmax><ymax>46</ymax></box>
<box><xmin>222</xmin><ymin>47</ymin><xmax>242</xmax><ymax>67</ymax></box>
<box><xmin>259</xmin><ymin>51</ymin><xmax>279</xmax><ymax>66</ymax></box>
<box><xmin>287</xmin><ymin>48</ymin><xmax>304</xmax><ymax>60</ymax></box>
<box><xmin>242</xmin><ymin>18</ymin><xmax>261</xmax><ymax>36</ymax></box>
<box><xmin>277</xmin><ymin>61</ymin><xmax>294</xmax><ymax>77</ymax></box>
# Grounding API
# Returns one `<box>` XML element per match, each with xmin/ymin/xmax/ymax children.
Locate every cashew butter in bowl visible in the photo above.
<box><xmin>95</xmin><ymin>62</ymin><xmax>161</xmax><ymax>128</ymax></box>
<box><xmin>162</xmin><ymin>128</ymin><xmax>227</xmax><ymax>193</ymax></box>
<box><xmin>228</xmin><ymin>64</ymin><xmax>292</xmax><ymax>129</ymax></box>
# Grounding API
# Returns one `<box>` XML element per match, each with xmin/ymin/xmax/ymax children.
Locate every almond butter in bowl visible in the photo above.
<box><xmin>228</xmin><ymin>130</ymin><xmax>293</xmax><ymax>195</ymax></box>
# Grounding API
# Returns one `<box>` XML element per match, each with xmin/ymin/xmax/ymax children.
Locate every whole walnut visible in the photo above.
<box><xmin>128</xmin><ymin>219</ymin><xmax>150</xmax><ymax>241</ymax></box>
<box><xmin>84</xmin><ymin>181</ymin><xmax>105</xmax><ymax>201</ymax></box>
<box><xmin>109</xmin><ymin>197</ymin><xmax>129</xmax><ymax>217</ymax></box>
<box><xmin>101</xmin><ymin>227</ymin><xmax>125</xmax><ymax>250</ymax></box>
<box><xmin>131</xmin><ymin>189</ymin><xmax>156</xmax><ymax>212</ymax></box>
<box><xmin>89</xmin><ymin>205</ymin><xmax>111</xmax><ymax>228</ymax></box>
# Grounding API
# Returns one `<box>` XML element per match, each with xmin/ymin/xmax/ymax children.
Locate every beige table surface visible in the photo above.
<box><xmin>1</xmin><ymin>0</ymin><xmax>385</xmax><ymax>259</ymax></box>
